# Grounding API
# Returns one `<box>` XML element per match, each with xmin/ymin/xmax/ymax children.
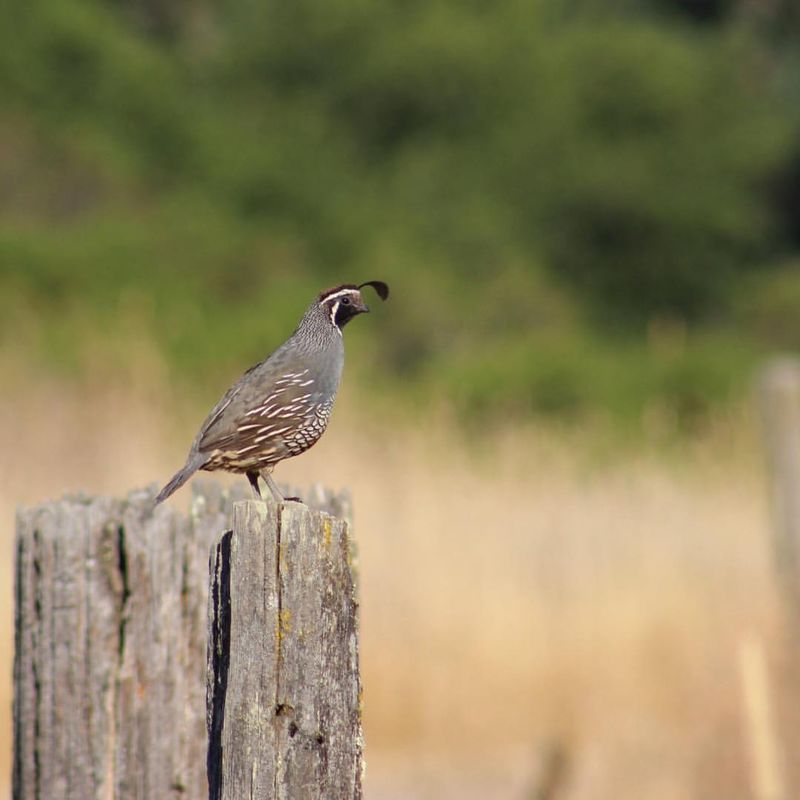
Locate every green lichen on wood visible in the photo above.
<box><xmin>278</xmin><ymin>609</ymin><xmax>292</xmax><ymax>641</ymax></box>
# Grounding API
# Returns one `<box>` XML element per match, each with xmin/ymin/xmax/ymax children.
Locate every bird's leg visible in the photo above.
<box><xmin>261</xmin><ymin>470</ymin><xmax>303</xmax><ymax>504</ymax></box>
<box><xmin>246</xmin><ymin>470</ymin><xmax>263</xmax><ymax>500</ymax></box>
<box><xmin>261</xmin><ymin>470</ymin><xmax>286</xmax><ymax>503</ymax></box>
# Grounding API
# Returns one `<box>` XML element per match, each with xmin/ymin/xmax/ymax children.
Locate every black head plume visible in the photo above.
<box><xmin>358</xmin><ymin>280</ymin><xmax>390</xmax><ymax>301</ymax></box>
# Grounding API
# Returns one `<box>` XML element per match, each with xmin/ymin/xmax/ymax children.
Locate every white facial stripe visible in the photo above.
<box><xmin>328</xmin><ymin>300</ymin><xmax>340</xmax><ymax>327</ymax></box>
<box><xmin>321</xmin><ymin>288</ymin><xmax>359</xmax><ymax>304</ymax></box>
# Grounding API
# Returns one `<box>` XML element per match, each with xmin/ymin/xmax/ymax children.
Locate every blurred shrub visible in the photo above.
<box><xmin>0</xmin><ymin>0</ymin><xmax>797</xmax><ymax>431</ymax></box>
<box><xmin>522</xmin><ymin>24</ymin><xmax>789</xmax><ymax>324</ymax></box>
<box><xmin>736</xmin><ymin>263</ymin><xmax>800</xmax><ymax>351</ymax></box>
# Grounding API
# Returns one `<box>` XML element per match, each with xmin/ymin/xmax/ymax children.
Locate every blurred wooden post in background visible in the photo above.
<box><xmin>207</xmin><ymin>500</ymin><xmax>363</xmax><ymax>800</ymax></box>
<box><xmin>13</xmin><ymin>482</ymin><xmax>359</xmax><ymax>800</ymax></box>
<box><xmin>738</xmin><ymin>633</ymin><xmax>786</xmax><ymax>800</ymax></box>
<box><xmin>758</xmin><ymin>358</ymin><xmax>800</xmax><ymax>621</ymax></box>
<box><xmin>755</xmin><ymin>357</ymin><xmax>800</xmax><ymax>798</ymax></box>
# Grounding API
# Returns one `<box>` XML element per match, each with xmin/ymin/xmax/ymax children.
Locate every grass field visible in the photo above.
<box><xmin>0</xmin><ymin>355</ymin><xmax>785</xmax><ymax>798</ymax></box>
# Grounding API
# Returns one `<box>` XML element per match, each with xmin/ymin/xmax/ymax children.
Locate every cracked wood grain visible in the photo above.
<box><xmin>13</xmin><ymin>488</ymin><xmax>219</xmax><ymax>800</ymax></box>
<box><xmin>14</xmin><ymin>481</ymin><xmax>354</xmax><ymax>800</ymax></box>
<box><xmin>206</xmin><ymin>500</ymin><xmax>363</xmax><ymax>800</ymax></box>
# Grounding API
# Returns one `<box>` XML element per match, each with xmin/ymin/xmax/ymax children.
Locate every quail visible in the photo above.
<box><xmin>155</xmin><ymin>280</ymin><xmax>389</xmax><ymax>505</ymax></box>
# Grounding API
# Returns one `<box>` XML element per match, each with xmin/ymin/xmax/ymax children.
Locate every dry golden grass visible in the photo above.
<box><xmin>0</xmin><ymin>354</ymin><xmax>785</xmax><ymax>798</ymax></box>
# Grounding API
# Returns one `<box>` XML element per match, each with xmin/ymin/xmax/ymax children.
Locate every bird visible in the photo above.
<box><xmin>155</xmin><ymin>280</ymin><xmax>389</xmax><ymax>506</ymax></box>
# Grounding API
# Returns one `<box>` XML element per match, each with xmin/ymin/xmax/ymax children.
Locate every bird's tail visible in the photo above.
<box><xmin>155</xmin><ymin>459</ymin><xmax>201</xmax><ymax>506</ymax></box>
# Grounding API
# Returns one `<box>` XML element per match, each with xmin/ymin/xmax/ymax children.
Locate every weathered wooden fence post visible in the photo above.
<box><xmin>206</xmin><ymin>500</ymin><xmax>363</xmax><ymax>799</ymax></box>
<box><xmin>755</xmin><ymin>356</ymin><xmax>800</xmax><ymax>797</ymax></box>
<box><xmin>13</xmin><ymin>481</ymin><xmax>360</xmax><ymax>800</ymax></box>
<box><xmin>758</xmin><ymin>358</ymin><xmax>800</xmax><ymax>620</ymax></box>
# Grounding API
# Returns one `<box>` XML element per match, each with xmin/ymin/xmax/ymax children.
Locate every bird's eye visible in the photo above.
<box><xmin>341</xmin><ymin>297</ymin><xmax>351</xmax><ymax>305</ymax></box>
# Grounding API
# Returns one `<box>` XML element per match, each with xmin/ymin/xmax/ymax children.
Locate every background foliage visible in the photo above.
<box><xmin>2</xmin><ymin>0</ymin><xmax>800</xmax><ymax>432</ymax></box>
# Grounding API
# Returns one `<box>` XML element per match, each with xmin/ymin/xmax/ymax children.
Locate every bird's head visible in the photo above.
<box><xmin>318</xmin><ymin>281</ymin><xmax>390</xmax><ymax>330</ymax></box>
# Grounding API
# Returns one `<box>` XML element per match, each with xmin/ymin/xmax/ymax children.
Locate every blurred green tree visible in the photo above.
<box><xmin>0</xmin><ymin>0</ymin><xmax>797</xmax><ymax>427</ymax></box>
